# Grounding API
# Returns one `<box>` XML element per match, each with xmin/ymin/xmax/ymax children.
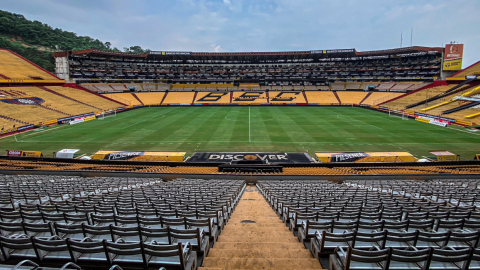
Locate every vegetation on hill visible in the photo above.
<box><xmin>0</xmin><ymin>10</ymin><xmax>149</xmax><ymax>72</ymax></box>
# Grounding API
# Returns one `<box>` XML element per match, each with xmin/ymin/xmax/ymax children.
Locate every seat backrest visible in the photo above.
<box><xmin>104</xmin><ymin>239</ymin><xmax>146</xmax><ymax>266</ymax></box>
<box><xmin>357</xmin><ymin>220</ymin><xmax>384</xmax><ymax>232</ymax></box>
<box><xmin>110</xmin><ymin>225</ymin><xmax>141</xmax><ymax>241</ymax></box>
<box><xmin>113</xmin><ymin>214</ymin><xmax>138</xmax><ymax>226</ymax></box>
<box><xmin>170</xmin><ymin>228</ymin><xmax>202</xmax><ymax>243</ymax></box>
<box><xmin>448</xmin><ymin>230</ymin><xmax>480</xmax><ymax>247</ymax></box>
<box><xmin>386</xmin><ymin>230</ymin><xmax>418</xmax><ymax>242</ymax></box>
<box><xmin>67</xmin><ymin>238</ymin><xmax>107</xmax><ymax>261</ymax></box>
<box><xmin>90</xmin><ymin>213</ymin><xmax>115</xmax><ymax>225</ymax></box>
<box><xmin>142</xmin><ymin>242</ymin><xmax>184</xmax><ymax>267</ymax></box>
<box><xmin>415</xmin><ymin>231</ymin><xmax>451</xmax><ymax>246</ymax></box>
<box><xmin>162</xmin><ymin>217</ymin><xmax>186</xmax><ymax>229</ymax></box>
<box><xmin>407</xmin><ymin>219</ymin><xmax>434</xmax><ymax>231</ymax></box>
<box><xmin>53</xmin><ymin>222</ymin><xmax>84</xmax><ymax>237</ymax></box>
<box><xmin>333</xmin><ymin>220</ymin><xmax>358</xmax><ymax>231</ymax></box>
<box><xmin>390</xmin><ymin>247</ymin><xmax>432</xmax><ymax>267</ymax></box>
<box><xmin>33</xmin><ymin>235</ymin><xmax>69</xmax><ymax>259</ymax></box>
<box><xmin>23</xmin><ymin>222</ymin><xmax>54</xmax><ymax>236</ymax></box>
<box><xmin>346</xmin><ymin>247</ymin><xmax>391</xmax><ymax>270</ymax></box>
<box><xmin>0</xmin><ymin>235</ymin><xmax>35</xmax><ymax>260</ymax></box>
<box><xmin>82</xmin><ymin>224</ymin><xmax>112</xmax><ymax>240</ymax></box>
<box><xmin>355</xmin><ymin>230</ymin><xmax>387</xmax><ymax>248</ymax></box>
<box><xmin>64</xmin><ymin>212</ymin><xmax>90</xmax><ymax>225</ymax></box>
<box><xmin>0</xmin><ymin>221</ymin><xmax>25</xmax><ymax>236</ymax></box>
<box><xmin>430</xmin><ymin>247</ymin><xmax>472</xmax><ymax>270</ymax></box>
<box><xmin>436</xmin><ymin>219</ymin><xmax>465</xmax><ymax>231</ymax></box>
<box><xmin>383</xmin><ymin>220</ymin><xmax>408</xmax><ymax>231</ymax></box>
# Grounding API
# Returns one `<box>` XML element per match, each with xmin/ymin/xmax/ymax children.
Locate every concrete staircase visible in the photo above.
<box><xmin>200</xmin><ymin>186</ymin><xmax>323</xmax><ymax>270</ymax></box>
<box><xmin>39</xmin><ymin>86</ymin><xmax>102</xmax><ymax>110</ymax></box>
<box><xmin>0</xmin><ymin>114</ymin><xmax>30</xmax><ymax>125</ymax></box>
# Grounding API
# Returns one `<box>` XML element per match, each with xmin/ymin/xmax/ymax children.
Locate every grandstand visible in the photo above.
<box><xmin>136</xmin><ymin>92</ymin><xmax>166</xmax><ymax>105</ymax></box>
<box><xmin>304</xmin><ymin>92</ymin><xmax>339</xmax><ymax>104</ymax></box>
<box><xmin>1</xmin><ymin>42</ymin><xmax>480</xmax><ymax>270</ymax></box>
<box><xmin>0</xmin><ymin>50</ymin><xmax>60</xmax><ymax>81</ymax></box>
<box><xmin>358</xmin><ymin>92</ymin><xmax>403</xmax><ymax>105</ymax></box>
<box><xmin>46</xmin><ymin>86</ymin><xmax>122</xmax><ymax>110</ymax></box>
<box><xmin>195</xmin><ymin>92</ymin><xmax>230</xmax><ymax>104</ymax></box>
<box><xmin>162</xmin><ymin>92</ymin><xmax>195</xmax><ymax>104</ymax></box>
<box><xmin>0</xmin><ymin>50</ymin><xmax>124</xmax><ymax>133</ymax></box>
<box><xmin>450</xmin><ymin>60</ymin><xmax>480</xmax><ymax>78</ymax></box>
<box><xmin>335</xmin><ymin>91</ymin><xmax>368</xmax><ymax>104</ymax></box>
<box><xmin>104</xmin><ymin>93</ymin><xmax>143</xmax><ymax>106</ymax></box>
<box><xmin>53</xmin><ymin>46</ymin><xmax>443</xmax><ymax>84</ymax></box>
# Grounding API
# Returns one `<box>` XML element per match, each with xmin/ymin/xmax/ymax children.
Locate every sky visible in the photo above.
<box><xmin>3</xmin><ymin>0</ymin><xmax>480</xmax><ymax>67</ymax></box>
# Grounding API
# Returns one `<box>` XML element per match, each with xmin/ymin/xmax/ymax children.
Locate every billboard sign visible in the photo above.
<box><xmin>443</xmin><ymin>44</ymin><xmax>464</xmax><ymax>71</ymax></box>
<box><xmin>187</xmin><ymin>152</ymin><xmax>315</xmax><ymax>163</ymax></box>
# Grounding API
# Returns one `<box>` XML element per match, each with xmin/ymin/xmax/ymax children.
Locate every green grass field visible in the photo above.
<box><xmin>1</xmin><ymin>106</ymin><xmax>479</xmax><ymax>160</ymax></box>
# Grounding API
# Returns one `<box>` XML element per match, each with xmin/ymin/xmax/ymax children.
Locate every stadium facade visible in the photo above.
<box><xmin>53</xmin><ymin>46</ymin><xmax>446</xmax><ymax>84</ymax></box>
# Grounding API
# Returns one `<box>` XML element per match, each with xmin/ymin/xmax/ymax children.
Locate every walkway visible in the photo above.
<box><xmin>200</xmin><ymin>185</ymin><xmax>323</xmax><ymax>270</ymax></box>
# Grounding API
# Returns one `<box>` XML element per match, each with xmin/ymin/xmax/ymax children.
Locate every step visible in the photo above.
<box><xmin>207</xmin><ymin>249</ymin><xmax>313</xmax><ymax>258</ymax></box>
<box><xmin>220</xmin><ymin>225</ymin><xmax>289</xmax><ymax>231</ymax></box>
<box><xmin>212</xmin><ymin>242</ymin><xmax>303</xmax><ymax>250</ymax></box>
<box><xmin>202</xmin><ymin>258</ymin><xmax>321</xmax><ymax>270</ymax></box>
<box><xmin>226</xmin><ymin>220</ymin><xmax>285</xmax><ymax>225</ymax></box>
<box><xmin>228</xmin><ymin>217</ymin><xmax>283</xmax><ymax>221</ymax></box>
<box><xmin>219</xmin><ymin>230</ymin><xmax>294</xmax><ymax>237</ymax></box>
<box><xmin>217</xmin><ymin>236</ymin><xmax>300</xmax><ymax>243</ymax></box>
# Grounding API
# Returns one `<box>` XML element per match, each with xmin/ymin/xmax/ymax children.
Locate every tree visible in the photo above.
<box><xmin>0</xmin><ymin>9</ymin><xmax>151</xmax><ymax>71</ymax></box>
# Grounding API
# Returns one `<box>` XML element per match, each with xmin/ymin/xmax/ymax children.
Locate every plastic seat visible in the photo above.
<box><xmin>32</xmin><ymin>235</ymin><xmax>71</xmax><ymax>263</ymax></box>
<box><xmin>67</xmin><ymin>238</ymin><xmax>108</xmax><ymax>267</ymax></box>
<box><xmin>389</xmin><ymin>247</ymin><xmax>431</xmax><ymax>270</ymax></box>
<box><xmin>331</xmin><ymin>246</ymin><xmax>391</xmax><ymax>270</ymax></box>
<box><xmin>143</xmin><ymin>241</ymin><xmax>196</xmax><ymax>269</ymax></box>
<box><xmin>105</xmin><ymin>239</ymin><xmax>146</xmax><ymax>268</ymax></box>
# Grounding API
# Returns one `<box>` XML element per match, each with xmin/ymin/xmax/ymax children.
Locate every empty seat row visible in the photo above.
<box><xmin>331</xmin><ymin>246</ymin><xmax>480</xmax><ymax>270</ymax></box>
<box><xmin>0</xmin><ymin>235</ymin><xmax>196</xmax><ymax>270</ymax></box>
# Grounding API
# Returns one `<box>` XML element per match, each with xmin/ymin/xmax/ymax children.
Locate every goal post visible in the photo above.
<box><xmin>388</xmin><ymin>108</ymin><xmax>408</xmax><ymax>120</ymax></box>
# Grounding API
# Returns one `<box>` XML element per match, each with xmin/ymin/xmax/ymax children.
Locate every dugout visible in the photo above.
<box><xmin>429</xmin><ymin>150</ymin><xmax>459</xmax><ymax>161</ymax></box>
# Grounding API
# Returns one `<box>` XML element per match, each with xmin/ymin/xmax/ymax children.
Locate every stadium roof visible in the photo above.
<box><xmin>53</xmin><ymin>46</ymin><xmax>443</xmax><ymax>61</ymax></box>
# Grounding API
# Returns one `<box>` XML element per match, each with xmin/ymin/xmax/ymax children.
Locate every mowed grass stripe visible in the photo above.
<box><xmin>1</xmin><ymin>106</ymin><xmax>479</xmax><ymax>159</ymax></box>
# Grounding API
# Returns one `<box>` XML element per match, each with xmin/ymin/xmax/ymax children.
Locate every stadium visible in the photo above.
<box><xmin>0</xmin><ymin>4</ymin><xmax>480</xmax><ymax>270</ymax></box>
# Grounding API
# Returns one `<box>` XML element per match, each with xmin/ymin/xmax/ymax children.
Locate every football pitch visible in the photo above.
<box><xmin>1</xmin><ymin>106</ymin><xmax>480</xmax><ymax>160</ymax></box>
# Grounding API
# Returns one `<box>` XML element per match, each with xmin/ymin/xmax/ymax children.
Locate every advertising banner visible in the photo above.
<box><xmin>43</xmin><ymin>119</ymin><xmax>58</xmax><ymax>126</ymax></box>
<box><xmin>16</xmin><ymin>124</ymin><xmax>34</xmax><ymax>131</ymax></box>
<box><xmin>92</xmin><ymin>151</ymin><xmax>186</xmax><ymax>162</ymax></box>
<box><xmin>69</xmin><ymin>118</ymin><xmax>84</xmax><ymax>125</ymax></box>
<box><xmin>443</xmin><ymin>44</ymin><xmax>464</xmax><ymax>71</ymax></box>
<box><xmin>150</xmin><ymin>51</ymin><xmax>192</xmax><ymax>56</ymax></box>
<box><xmin>315</xmin><ymin>152</ymin><xmax>417</xmax><ymax>163</ymax></box>
<box><xmin>187</xmin><ymin>152</ymin><xmax>315</xmax><ymax>163</ymax></box>
<box><xmin>414</xmin><ymin>112</ymin><xmax>455</xmax><ymax>123</ymax></box>
<box><xmin>7</xmin><ymin>150</ymin><xmax>22</xmax><ymax>156</ymax></box>
<box><xmin>58</xmin><ymin>113</ymin><xmax>94</xmax><ymax>124</ymax></box>
<box><xmin>429</xmin><ymin>119</ymin><xmax>448</xmax><ymax>127</ymax></box>
<box><xmin>7</xmin><ymin>150</ymin><xmax>43</xmax><ymax>157</ymax></box>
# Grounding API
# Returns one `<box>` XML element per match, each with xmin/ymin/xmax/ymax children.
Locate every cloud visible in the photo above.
<box><xmin>1</xmin><ymin>0</ymin><xmax>480</xmax><ymax>66</ymax></box>
<box><xmin>212</xmin><ymin>44</ymin><xmax>222</xmax><ymax>52</ymax></box>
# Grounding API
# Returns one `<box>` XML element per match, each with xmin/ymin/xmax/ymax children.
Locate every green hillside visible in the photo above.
<box><xmin>0</xmin><ymin>10</ymin><xmax>148</xmax><ymax>72</ymax></box>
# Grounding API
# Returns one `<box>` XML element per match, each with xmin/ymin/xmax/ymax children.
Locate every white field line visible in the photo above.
<box><xmin>122</xmin><ymin>110</ymin><xmax>171</xmax><ymax>129</ymax></box>
<box><xmin>446</xmin><ymin>126</ymin><xmax>480</xmax><ymax>137</ymax></box>
<box><xmin>249</xmin><ymin>106</ymin><xmax>251</xmax><ymax>142</ymax></box>
<box><xmin>14</xmin><ymin>140</ymin><xmax>480</xmax><ymax>145</ymax></box>
<box><xmin>18</xmin><ymin>126</ymin><xmax>66</xmax><ymax>139</ymax></box>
